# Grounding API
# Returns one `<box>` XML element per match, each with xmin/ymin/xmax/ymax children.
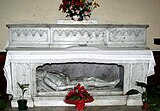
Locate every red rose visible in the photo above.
<box><xmin>88</xmin><ymin>9</ymin><xmax>91</xmax><ymax>12</ymax></box>
<box><xmin>75</xmin><ymin>83</ymin><xmax>81</xmax><ymax>89</ymax></box>
<box><xmin>75</xmin><ymin>100</ymin><xmax>85</xmax><ymax>111</ymax></box>
<box><xmin>67</xmin><ymin>89</ymin><xmax>76</xmax><ymax>97</ymax></box>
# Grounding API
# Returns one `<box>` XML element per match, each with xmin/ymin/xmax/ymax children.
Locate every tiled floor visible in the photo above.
<box><xmin>4</xmin><ymin>106</ymin><xmax>148</xmax><ymax>111</ymax></box>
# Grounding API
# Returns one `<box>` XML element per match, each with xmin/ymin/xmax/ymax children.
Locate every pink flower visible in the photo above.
<box><xmin>76</xmin><ymin>10</ymin><xmax>80</xmax><ymax>14</ymax></box>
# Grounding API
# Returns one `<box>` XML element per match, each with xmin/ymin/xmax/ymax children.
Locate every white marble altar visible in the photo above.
<box><xmin>4</xmin><ymin>24</ymin><xmax>155</xmax><ymax>107</ymax></box>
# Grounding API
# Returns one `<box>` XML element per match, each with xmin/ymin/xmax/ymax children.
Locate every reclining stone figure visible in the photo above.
<box><xmin>39</xmin><ymin>71</ymin><xmax>120</xmax><ymax>91</ymax></box>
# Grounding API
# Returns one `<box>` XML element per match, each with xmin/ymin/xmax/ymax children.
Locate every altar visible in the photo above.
<box><xmin>4</xmin><ymin>24</ymin><xmax>155</xmax><ymax>107</ymax></box>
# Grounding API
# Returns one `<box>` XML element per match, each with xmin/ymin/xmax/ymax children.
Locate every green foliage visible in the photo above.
<box><xmin>0</xmin><ymin>99</ymin><xmax>7</xmax><ymax>110</ymax></box>
<box><xmin>125</xmin><ymin>89</ymin><xmax>140</xmax><ymax>95</ymax></box>
<box><xmin>17</xmin><ymin>82</ymin><xmax>29</xmax><ymax>98</ymax></box>
<box><xmin>0</xmin><ymin>92</ymin><xmax>7</xmax><ymax>110</ymax></box>
<box><xmin>136</xmin><ymin>81</ymin><xmax>147</xmax><ymax>88</ymax></box>
<box><xmin>125</xmin><ymin>81</ymin><xmax>147</xmax><ymax>102</ymax></box>
<box><xmin>126</xmin><ymin>81</ymin><xmax>160</xmax><ymax>111</ymax></box>
<box><xmin>147</xmin><ymin>85</ymin><xmax>160</xmax><ymax>111</ymax></box>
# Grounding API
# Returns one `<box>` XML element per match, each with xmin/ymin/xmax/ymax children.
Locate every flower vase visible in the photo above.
<box><xmin>142</xmin><ymin>101</ymin><xmax>149</xmax><ymax>110</ymax></box>
<box><xmin>17</xmin><ymin>99</ymin><xmax>28</xmax><ymax>110</ymax></box>
<box><xmin>72</xmin><ymin>15</ymin><xmax>83</xmax><ymax>21</ymax></box>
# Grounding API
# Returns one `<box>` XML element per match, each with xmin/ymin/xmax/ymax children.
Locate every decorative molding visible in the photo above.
<box><xmin>11</xmin><ymin>29</ymin><xmax>48</xmax><ymax>37</ymax></box>
<box><xmin>10</xmin><ymin>28</ymin><xmax>50</xmax><ymax>43</ymax></box>
<box><xmin>6</xmin><ymin>24</ymin><xmax>148</xmax><ymax>49</ymax></box>
<box><xmin>108</xmin><ymin>28</ymin><xmax>145</xmax><ymax>42</ymax></box>
<box><xmin>52</xmin><ymin>28</ymin><xmax>105</xmax><ymax>38</ymax></box>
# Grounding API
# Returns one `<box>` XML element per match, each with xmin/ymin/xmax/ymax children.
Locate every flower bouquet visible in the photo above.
<box><xmin>59</xmin><ymin>0</ymin><xmax>99</xmax><ymax>21</ymax></box>
<box><xmin>64</xmin><ymin>83</ymin><xmax>94</xmax><ymax>111</ymax></box>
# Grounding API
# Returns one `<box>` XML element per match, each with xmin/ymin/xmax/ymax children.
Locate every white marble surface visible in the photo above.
<box><xmin>57</xmin><ymin>19</ymin><xmax>98</xmax><ymax>24</ymax></box>
<box><xmin>4</xmin><ymin>24</ymin><xmax>155</xmax><ymax>107</ymax></box>
<box><xmin>3</xmin><ymin>48</ymin><xmax>155</xmax><ymax>107</ymax></box>
<box><xmin>6</xmin><ymin>24</ymin><xmax>149</xmax><ymax>49</ymax></box>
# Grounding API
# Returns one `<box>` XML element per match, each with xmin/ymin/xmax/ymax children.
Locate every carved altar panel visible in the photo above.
<box><xmin>51</xmin><ymin>28</ymin><xmax>106</xmax><ymax>47</ymax></box>
<box><xmin>107</xmin><ymin>27</ymin><xmax>146</xmax><ymax>47</ymax></box>
<box><xmin>11</xmin><ymin>63</ymin><xmax>32</xmax><ymax>98</ymax></box>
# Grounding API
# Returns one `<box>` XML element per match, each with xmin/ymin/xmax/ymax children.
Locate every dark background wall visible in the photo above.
<box><xmin>0</xmin><ymin>51</ymin><xmax>160</xmax><ymax>95</ymax></box>
<box><xmin>148</xmin><ymin>51</ymin><xmax>160</xmax><ymax>85</ymax></box>
<box><xmin>0</xmin><ymin>52</ymin><xmax>7</xmax><ymax>95</ymax></box>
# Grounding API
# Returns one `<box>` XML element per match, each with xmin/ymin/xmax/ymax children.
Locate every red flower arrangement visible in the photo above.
<box><xmin>64</xmin><ymin>83</ymin><xmax>94</xmax><ymax>111</ymax></box>
<box><xmin>59</xmin><ymin>0</ymin><xmax>99</xmax><ymax>21</ymax></box>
